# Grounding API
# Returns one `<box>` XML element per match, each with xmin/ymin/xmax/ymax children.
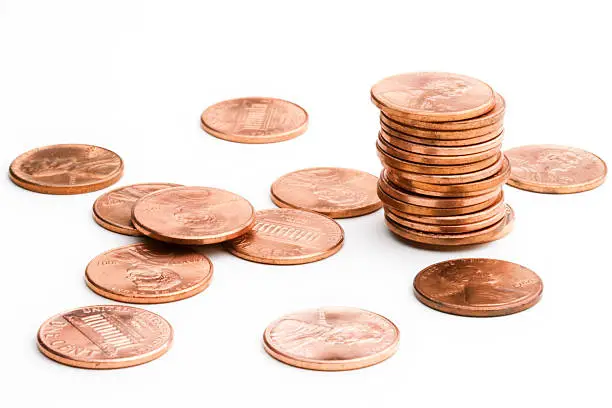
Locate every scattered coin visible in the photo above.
<box><xmin>270</xmin><ymin>167</ymin><xmax>381</xmax><ymax>218</ymax></box>
<box><xmin>132</xmin><ymin>186</ymin><xmax>255</xmax><ymax>245</ymax></box>
<box><xmin>225</xmin><ymin>208</ymin><xmax>344</xmax><ymax>265</ymax></box>
<box><xmin>371</xmin><ymin>72</ymin><xmax>495</xmax><ymax>122</ymax></box>
<box><xmin>200</xmin><ymin>97</ymin><xmax>308</xmax><ymax>144</ymax></box>
<box><xmin>413</xmin><ymin>258</ymin><xmax>542</xmax><ymax>317</ymax></box>
<box><xmin>263</xmin><ymin>307</ymin><xmax>399</xmax><ymax>371</ymax></box>
<box><xmin>37</xmin><ymin>304</ymin><xmax>173</xmax><ymax>369</ymax></box>
<box><xmin>505</xmin><ymin>144</ymin><xmax>607</xmax><ymax>193</ymax></box>
<box><xmin>85</xmin><ymin>242</ymin><xmax>213</xmax><ymax>303</ymax></box>
<box><xmin>9</xmin><ymin>144</ymin><xmax>123</xmax><ymax>194</ymax></box>
<box><xmin>93</xmin><ymin>183</ymin><xmax>181</xmax><ymax>236</ymax></box>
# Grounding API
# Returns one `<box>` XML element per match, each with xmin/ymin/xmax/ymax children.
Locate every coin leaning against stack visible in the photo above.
<box><xmin>370</xmin><ymin>72</ymin><xmax>514</xmax><ymax>246</ymax></box>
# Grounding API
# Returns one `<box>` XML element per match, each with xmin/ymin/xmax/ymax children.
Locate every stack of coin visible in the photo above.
<box><xmin>370</xmin><ymin>72</ymin><xmax>513</xmax><ymax>246</ymax></box>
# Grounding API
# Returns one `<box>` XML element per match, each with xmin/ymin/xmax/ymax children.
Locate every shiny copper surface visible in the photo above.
<box><xmin>371</xmin><ymin>72</ymin><xmax>495</xmax><ymax>122</ymax></box>
<box><xmin>385</xmin><ymin>205</ymin><xmax>506</xmax><ymax>233</ymax></box>
<box><xmin>505</xmin><ymin>145</ymin><xmax>607</xmax><ymax>193</ymax></box>
<box><xmin>93</xmin><ymin>183</ymin><xmax>181</xmax><ymax>236</ymax></box>
<box><xmin>225</xmin><ymin>208</ymin><xmax>344</xmax><ymax>265</ymax></box>
<box><xmin>413</xmin><ymin>258</ymin><xmax>542</xmax><ymax>317</ymax></box>
<box><xmin>200</xmin><ymin>97</ymin><xmax>308</xmax><ymax>144</ymax></box>
<box><xmin>37</xmin><ymin>305</ymin><xmax>172</xmax><ymax>369</ymax></box>
<box><xmin>381</xmin><ymin>121</ymin><xmax>504</xmax><ymax>147</ymax></box>
<box><xmin>132</xmin><ymin>186</ymin><xmax>255</xmax><ymax>245</ymax></box>
<box><xmin>381</xmin><ymin>112</ymin><xmax>503</xmax><ymax>139</ymax></box>
<box><xmin>9</xmin><ymin>144</ymin><xmax>123</xmax><ymax>194</ymax></box>
<box><xmin>386</xmin><ymin>93</ymin><xmax>506</xmax><ymax>131</ymax></box>
<box><xmin>263</xmin><ymin>307</ymin><xmax>399</xmax><ymax>371</ymax></box>
<box><xmin>85</xmin><ymin>242</ymin><xmax>213</xmax><ymax>303</ymax></box>
<box><xmin>270</xmin><ymin>167</ymin><xmax>381</xmax><ymax>218</ymax></box>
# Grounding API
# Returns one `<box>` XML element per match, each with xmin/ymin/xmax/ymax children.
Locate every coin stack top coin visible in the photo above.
<box><xmin>371</xmin><ymin>72</ymin><xmax>513</xmax><ymax>247</ymax></box>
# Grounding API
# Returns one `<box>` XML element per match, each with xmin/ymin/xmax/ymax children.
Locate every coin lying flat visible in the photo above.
<box><xmin>263</xmin><ymin>307</ymin><xmax>399</xmax><ymax>371</ymax></box>
<box><xmin>505</xmin><ymin>145</ymin><xmax>607</xmax><ymax>194</ymax></box>
<box><xmin>85</xmin><ymin>242</ymin><xmax>213</xmax><ymax>304</ymax></box>
<box><xmin>9</xmin><ymin>144</ymin><xmax>123</xmax><ymax>194</ymax></box>
<box><xmin>93</xmin><ymin>183</ymin><xmax>180</xmax><ymax>236</ymax></box>
<box><xmin>201</xmin><ymin>97</ymin><xmax>308</xmax><ymax>144</ymax></box>
<box><xmin>132</xmin><ymin>186</ymin><xmax>255</xmax><ymax>245</ymax></box>
<box><xmin>225</xmin><ymin>208</ymin><xmax>344</xmax><ymax>265</ymax></box>
<box><xmin>37</xmin><ymin>305</ymin><xmax>172</xmax><ymax>369</ymax></box>
<box><xmin>413</xmin><ymin>258</ymin><xmax>542</xmax><ymax>317</ymax></box>
<box><xmin>270</xmin><ymin>167</ymin><xmax>381</xmax><ymax>218</ymax></box>
<box><xmin>371</xmin><ymin>72</ymin><xmax>495</xmax><ymax>122</ymax></box>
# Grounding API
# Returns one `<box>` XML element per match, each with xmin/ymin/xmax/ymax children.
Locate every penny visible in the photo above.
<box><xmin>93</xmin><ymin>183</ymin><xmax>181</xmax><ymax>236</ymax></box>
<box><xmin>132</xmin><ymin>186</ymin><xmax>255</xmax><ymax>245</ymax></box>
<box><xmin>225</xmin><ymin>208</ymin><xmax>344</xmax><ymax>265</ymax></box>
<box><xmin>371</xmin><ymin>72</ymin><xmax>495</xmax><ymax>122</ymax></box>
<box><xmin>270</xmin><ymin>167</ymin><xmax>381</xmax><ymax>218</ymax></box>
<box><xmin>377</xmin><ymin>144</ymin><xmax>502</xmax><ymax>176</ymax></box>
<box><xmin>381</xmin><ymin>121</ymin><xmax>503</xmax><ymax>148</ymax></box>
<box><xmin>9</xmin><ymin>144</ymin><xmax>123</xmax><ymax>194</ymax></box>
<box><xmin>385</xmin><ymin>93</ymin><xmax>506</xmax><ymax>131</ymax></box>
<box><xmin>413</xmin><ymin>258</ymin><xmax>542</xmax><ymax>317</ymax></box>
<box><xmin>200</xmin><ymin>97</ymin><xmax>308</xmax><ymax>144</ymax></box>
<box><xmin>505</xmin><ymin>145</ymin><xmax>607</xmax><ymax>194</ymax></box>
<box><xmin>383</xmin><ymin>153</ymin><xmax>504</xmax><ymax>185</ymax></box>
<box><xmin>394</xmin><ymin>182</ymin><xmax>499</xmax><ymax>198</ymax></box>
<box><xmin>378</xmin><ymin>133</ymin><xmax>500</xmax><ymax>165</ymax></box>
<box><xmin>380</xmin><ymin>112</ymin><xmax>503</xmax><ymax>139</ymax></box>
<box><xmin>85</xmin><ymin>242</ymin><xmax>213</xmax><ymax>304</ymax></box>
<box><xmin>37</xmin><ymin>304</ymin><xmax>172</xmax><ymax>369</ymax></box>
<box><xmin>380</xmin><ymin>124</ymin><xmax>504</xmax><ymax>156</ymax></box>
<box><xmin>263</xmin><ymin>307</ymin><xmax>399</xmax><ymax>371</ymax></box>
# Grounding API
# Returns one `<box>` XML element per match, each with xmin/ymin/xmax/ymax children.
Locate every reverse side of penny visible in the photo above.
<box><xmin>270</xmin><ymin>167</ymin><xmax>381</xmax><ymax>218</ymax></box>
<box><xmin>201</xmin><ymin>97</ymin><xmax>308</xmax><ymax>144</ymax></box>
<box><xmin>225</xmin><ymin>208</ymin><xmax>344</xmax><ymax>265</ymax></box>
<box><xmin>263</xmin><ymin>307</ymin><xmax>399</xmax><ymax>371</ymax></box>
<box><xmin>37</xmin><ymin>305</ymin><xmax>173</xmax><ymax>369</ymax></box>
<box><xmin>9</xmin><ymin>144</ymin><xmax>123</xmax><ymax>194</ymax></box>
<box><xmin>93</xmin><ymin>183</ymin><xmax>181</xmax><ymax>236</ymax></box>
<box><xmin>413</xmin><ymin>258</ymin><xmax>543</xmax><ymax>317</ymax></box>
<box><xmin>505</xmin><ymin>145</ymin><xmax>607</xmax><ymax>194</ymax></box>
<box><xmin>85</xmin><ymin>242</ymin><xmax>213</xmax><ymax>303</ymax></box>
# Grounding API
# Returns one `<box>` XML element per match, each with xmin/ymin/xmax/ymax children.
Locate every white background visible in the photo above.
<box><xmin>1</xmin><ymin>1</ymin><xmax>611</xmax><ymax>407</ymax></box>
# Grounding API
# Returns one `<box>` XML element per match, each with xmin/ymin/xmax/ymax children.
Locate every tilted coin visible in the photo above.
<box><xmin>413</xmin><ymin>258</ymin><xmax>542</xmax><ymax>317</ymax></box>
<box><xmin>225</xmin><ymin>208</ymin><xmax>344</xmax><ymax>265</ymax></box>
<box><xmin>381</xmin><ymin>121</ymin><xmax>504</xmax><ymax>147</ymax></box>
<box><xmin>37</xmin><ymin>304</ymin><xmax>172</xmax><ymax>369</ymax></box>
<box><xmin>371</xmin><ymin>72</ymin><xmax>495</xmax><ymax>122</ymax></box>
<box><xmin>93</xmin><ymin>183</ymin><xmax>181</xmax><ymax>236</ymax></box>
<box><xmin>200</xmin><ymin>97</ymin><xmax>308</xmax><ymax>144</ymax></box>
<box><xmin>270</xmin><ymin>167</ymin><xmax>381</xmax><ymax>218</ymax></box>
<box><xmin>385</xmin><ymin>93</ymin><xmax>506</xmax><ymax>131</ymax></box>
<box><xmin>263</xmin><ymin>307</ymin><xmax>399</xmax><ymax>371</ymax></box>
<box><xmin>132</xmin><ymin>186</ymin><xmax>255</xmax><ymax>245</ymax></box>
<box><xmin>380</xmin><ymin>112</ymin><xmax>503</xmax><ymax>139</ymax></box>
<box><xmin>9</xmin><ymin>144</ymin><xmax>123</xmax><ymax>194</ymax></box>
<box><xmin>505</xmin><ymin>145</ymin><xmax>607</xmax><ymax>193</ymax></box>
<box><xmin>85</xmin><ymin>242</ymin><xmax>213</xmax><ymax>303</ymax></box>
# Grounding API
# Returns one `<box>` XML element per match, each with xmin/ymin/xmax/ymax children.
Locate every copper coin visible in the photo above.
<box><xmin>225</xmin><ymin>208</ymin><xmax>344</xmax><ymax>265</ymax></box>
<box><xmin>505</xmin><ymin>145</ymin><xmax>607</xmax><ymax>194</ymax></box>
<box><xmin>385</xmin><ymin>93</ymin><xmax>506</xmax><ymax>131</ymax></box>
<box><xmin>371</xmin><ymin>72</ymin><xmax>495</xmax><ymax>122</ymax></box>
<box><xmin>270</xmin><ymin>167</ymin><xmax>381</xmax><ymax>218</ymax></box>
<box><xmin>263</xmin><ymin>307</ymin><xmax>399</xmax><ymax>371</ymax></box>
<box><xmin>413</xmin><ymin>258</ymin><xmax>542</xmax><ymax>317</ymax></box>
<box><xmin>384</xmin><ymin>192</ymin><xmax>506</xmax><ymax>226</ymax></box>
<box><xmin>200</xmin><ymin>97</ymin><xmax>308</xmax><ymax>144</ymax></box>
<box><xmin>377</xmin><ymin>143</ymin><xmax>501</xmax><ymax>175</ymax></box>
<box><xmin>9</xmin><ymin>144</ymin><xmax>123</xmax><ymax>194</ymax></box>
<box><xmin>37</xmin><ymin>304</ymin><xmax>172</xmax><ymax>369</ymax></box>
<box><xmin>381</xmin><ymin>112</ymin><xmax>503</xmax><ymax>140</ymax></box>
<box><xmin>380</xmin><ymin>124</ymin><xmax>504</xmax><ymax>156</ymax></box>
<box><xmin>381</xmin><ymin>120</ymin><xmax>504</xmax><ymax>148</ymax></box>
<box><xmin>394</xmin><ymin>182</ymin><xmax>499</xmax><ymax>198</ymax></box>
<box><xmin>132</xmin><ymin>186</ymin><xmax>255</xmax><ymax>245</ymax></box>
<box><xmin>93</xmin><ymin>183</ymin><xmax>181</xmax><ymax>236</ymax></box>
<box><xmin>378</xmin><ymin>133</ymin><xmax>500</xmax><ymax>165</ymax></box>
<box><xmin>85</xmin><ymin>242</ymin><xmax>213</xmax><ymax>304</ymax></box>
